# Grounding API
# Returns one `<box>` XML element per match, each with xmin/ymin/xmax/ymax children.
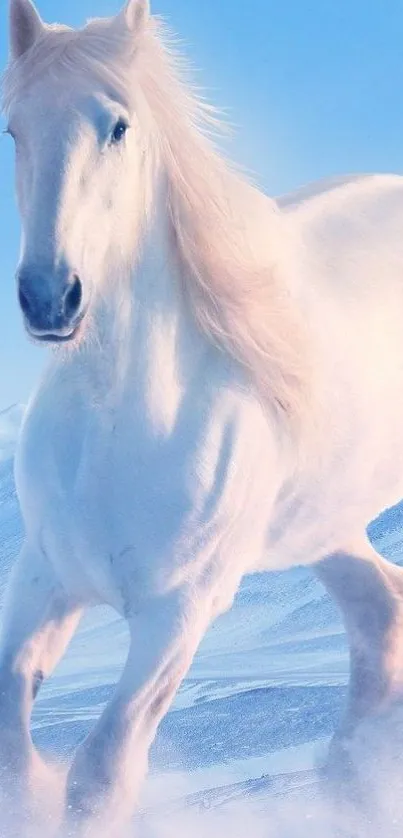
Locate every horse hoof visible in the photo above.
<box><xmin>320</xmin><ymin>705</ymin><xmax>403</xmax><ymax>834</ymax></box>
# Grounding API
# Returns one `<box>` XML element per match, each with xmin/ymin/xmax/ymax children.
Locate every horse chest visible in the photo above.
<box><xmin>16</xmin><ymin>377</ymin><xmax>279</xmax><ymax>610</ymax></box>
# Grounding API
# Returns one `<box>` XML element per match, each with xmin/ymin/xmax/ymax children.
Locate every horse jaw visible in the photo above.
<box><xmin>9</xmin><ymin>0</ymin><xmax>44</xmax><ymax>59</ymax></box>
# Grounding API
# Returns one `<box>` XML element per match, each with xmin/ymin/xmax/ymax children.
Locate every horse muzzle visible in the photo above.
<box><xmin>17</xmin><ymin>264</ymin><xmax>87</xmax><ymax>344</ymax></box>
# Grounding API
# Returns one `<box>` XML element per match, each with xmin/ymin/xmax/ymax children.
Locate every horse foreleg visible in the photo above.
<box><xmin>0</xmin><ymin>543</ymin><xmax>83</xmax><ymax>812</ymax></box>
<box><xmin>65</xmin><ymin>588</ymin><xmax>212</xmax><ymax>836</ymax></box>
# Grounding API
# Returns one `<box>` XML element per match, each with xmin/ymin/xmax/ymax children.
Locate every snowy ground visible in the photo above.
<box><xmin>1</xmin><ymin>404</ymin><xmax>403</xmax><ymax>836</ymax></box>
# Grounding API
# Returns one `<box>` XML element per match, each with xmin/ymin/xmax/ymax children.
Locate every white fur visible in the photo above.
<box><xmin>2</xmin><ymin>1</ymin><xmax>403</xmax><ymax>835</ymax></box>
<box><xmin>9</xmin><ymin>0</ymin><xmax>44</xmax><ymax>59</ymax></box>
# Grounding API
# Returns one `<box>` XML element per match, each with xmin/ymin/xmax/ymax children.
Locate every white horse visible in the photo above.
<box><xmin>2</xmin><ymin>0</ymin><xmax>403</xmax><ymax>834</ymax></box>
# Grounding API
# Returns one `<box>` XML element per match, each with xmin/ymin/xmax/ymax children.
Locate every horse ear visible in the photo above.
<box><xmin>9</xmin><ymin>0</ymin><xmax>44</xmax><ymax>59</ymax></box>
<box><xmin>119</xmin><ymin>0</ymin><xmax>150</xmax><ymax>34</ymax></box>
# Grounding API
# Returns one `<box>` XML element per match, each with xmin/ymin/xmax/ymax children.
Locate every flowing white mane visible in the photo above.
<box><xmin>2</xmin><ymin>14</ymin><xmax>312</xmax><ymax>431</ymax></box>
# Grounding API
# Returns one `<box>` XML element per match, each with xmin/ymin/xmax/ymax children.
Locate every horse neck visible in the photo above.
<box><xmin>84</xmin><ymin>181</ymin><xmax>211</xmax><ymax>431</ymax></box>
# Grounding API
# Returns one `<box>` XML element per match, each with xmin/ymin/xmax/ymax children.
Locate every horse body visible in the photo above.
<box><xmin>265</xmin><ymin>174</ymin><xmax>403</xmax><ymax>567</ymax></box>
<box><xmin>3</xmin><ymin>0</ymin><xmax>403</xmax><ymax>835</ymax></box>
<box><xmin>14</xmin><ymin>173</ymin><xmax>403</xmax><ymax>614</ymax></box>
<box><xmin>18</xmin><ymin>175</ymin><xmax>403</xmax><ymax>605</ymax></box>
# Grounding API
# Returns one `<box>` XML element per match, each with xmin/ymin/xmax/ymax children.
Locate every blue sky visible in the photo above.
<box><xmin>1</xmin><ymin>0</ymin><xmax>403</xmax><ymax>408</ymax></box>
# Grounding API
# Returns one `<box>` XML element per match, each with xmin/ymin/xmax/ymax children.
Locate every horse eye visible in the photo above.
<box><xmin>111</xmin><ymin>119</ymin><xmax>128</xmax><ymax>145</ymax></box>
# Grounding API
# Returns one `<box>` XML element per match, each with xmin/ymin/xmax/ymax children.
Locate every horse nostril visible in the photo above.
<box><xmin>64</xmin><ymin>274</ymin><xmax>83</xmax><ymax>320</ymax></box>
<box><xmin>18</xmin><ymin>285</ymin><xmax>32</xmax><ymax>319</ymax></box>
